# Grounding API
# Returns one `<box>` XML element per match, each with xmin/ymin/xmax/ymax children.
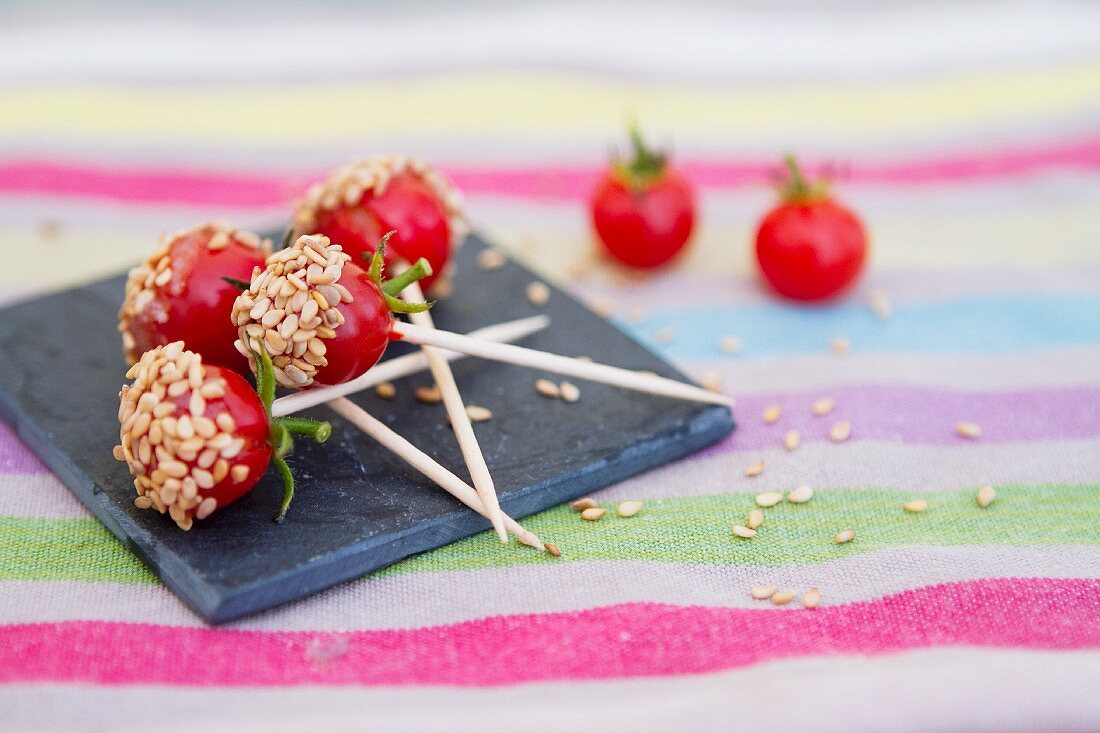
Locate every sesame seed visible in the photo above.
<box><xmin>903</xmin><ymin>499</ymin><xmax>928</xmax><ymax>513</ymax></box>
<box><xmin>732</xmin><ymin>524</ymin><xmax>757</xmax><ymax>539</ymax></box>
<box><xmin>834</xmin><ymin>529</ymin><xmax>856</xmax><ymax>544</ymax></box>
<box><xmin>415</xmin><ymin>385</ymin><xmax>442</xmax><ymax>404</ymax></box>
<box><xmin>956</xmin><ymin>422</ymin><xmax>982</xmax><ymax>439</ymax></box>
<box><xmin>750</xmin><ymin>584</ymin><xmax>778</xmax><ymax>600</ymax></box>
<box><xmin>230</xmin><ymin>465</ymin><xmax>250</xmax><ymax>483</ymax></box>
<box><xmin>745</xmin><ymin>460</ymin><xmax>765</xmax><ymax>478</ymax></box>
<box><xmin>526</xmin><ymin>281</ymin><xmax>550</xmax><ymax>306</ymax></box>
<box><xmin>616</xmin><ymin>500</ymin><xmax>643</xmax><ymax>517</ymax></box>
<box><xmin>755</xmin><ymin>491</ymin><xmax>783</xmax><ymax>508</ymax></box>
<box><xmin>535</xmin><ymin>379</ymin><xmax>560</xmax><ymax>399</ymax></box>
<box><xmin>701</xmin><ymin>370</ymin><xmax>723</xmax><ymax>393</ymax></box>
<box><xmin>718</xmin><ymin>335</ymin><xmax>742</xmax><ymax>354</ymax></box>
<box><xmin>653</xmin><ymin>327</ymin><xmax>676</xmax><ymax>344</ymax></box>
<box><xmin>375</xmin><ymin>382</ymin><xmax>396</xmax><ymax>400</ymax></box>
<box><xmin>762</xmin><ymin>404</ymin><xmax>782</xmax><ymax>424</ymax></box>
<box><xmin>831</xmin><ymin>337</ymin><xmax>850</xmax><ymax>356</ymax></box>
<box><xmin>477</xmin><ymin>249</ymin><xmax>507</xmax><ymax>270</ymax></box>
<box><xmin>812</xmin><ymin>397</ymin><xmax>835</xmax><ymax>416</ymax></box>
<box><xmin>581</xmin><ymin>507</ymin><xmax>607</xmax><ymax>521</ymax></box>
<box><xmin>784</xmin><ymin>430</ymin><xmax>801</xmax><ymax>451</ymax></box>
<box><xmin>559</xmin><ymin>381</ymin><xmax>580</xmax><ymax>403</ymax></box>
<box><xmin>747</xmin><ymin>509</ymin><xmax>764</xmax><ymax>530</ymax></box>
<box><xmin>802</xmin><ymin>588</ymin><xmax>821</xmax><ymax>609</ymax></box>
<box><xmin>977</xmin><ymin>486</ymin><xmax>996</xmax><ymax>508</ymax></box>
<box><xmin>771</xmin><ymin>590</ymin><xmax>796</xmax><ymax>605</ymax></box>
<box><xmin>788</xmin><ymin>485</ymin><xmax>814</xmax><ymax>504</ymax></box>
<box><xmin>867</xmin><ymin>289</ymin><xmax>892</xmax><ymax>321</ymax></box>
<box><xmin>465</xmin><ymin>405</ymin><xmax>493</xmax><ymax>422</ymax></box>
<box><xmin>196</xmin><ymin>497</ymin><xmax>217</xmax><ymax>519</ymax></box>
<box><xmin>134</xmin><ymin>496</ymin><xmax>153</xmax><ymax>510</ymax></box>
<box><xmin>571</xmin><ymin>497</ymin><xmax>597</xmax><ymax>511</ymax></box>
<box><xmin>545</xmin><ymin>542</ymin><xmax>561</xmax><ymax>557</ymax></box>
<box><xmin>829</xmin><ymin>421</ymin><xmax>852</xmax><ymax>443</ymax></box>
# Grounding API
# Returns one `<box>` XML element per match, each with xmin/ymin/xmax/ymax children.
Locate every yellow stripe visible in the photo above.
<box><xmin>4</xmin><ymin>65</ymin><xmax>1100</xmax><ymax>144</ymax></box>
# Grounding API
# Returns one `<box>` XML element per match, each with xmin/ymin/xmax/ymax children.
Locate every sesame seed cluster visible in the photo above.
<box><xmin>292</xmin><ymin>154</ymin><xmax>468</xmax><ymax>250</ymax></box>
<box><xmin>118</xmin><ymin>221</ymin><xmax>269</xmax><ymax>364</ymax></box>
<box><xmin>114</xmin><ymin>342</ymin><xmax>251</xmax><ymax>530</ymax></box>
<box><xmin>231</xmin><ymin>234</ymin><xmax>352</xmax><ymax>388</ymax></box>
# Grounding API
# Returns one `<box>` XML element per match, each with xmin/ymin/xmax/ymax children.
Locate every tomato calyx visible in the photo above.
<box><xmin>612</xmin><ymin>121</ymin><xmax>668</xmax><ymax>191</ymax></box>
<box><xmin>361</xmin><ymin>231</ymin><xmax>436</xmax><ymax>314</ymax></box>
<box><xmin>778</xmin><ymin>154</ymin><xmax>831</xmax><ymax>205</ymax></box>
<box><xmin>251</xmin><ymin>344</ymin><xmax>331</xmax><ymax>523</ymax></box>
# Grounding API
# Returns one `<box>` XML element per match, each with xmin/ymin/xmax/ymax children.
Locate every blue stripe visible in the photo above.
<box><xmin>616</xmin><ymin>295</ymin><xmax>1100</xmax><ymax>360</ymax></box>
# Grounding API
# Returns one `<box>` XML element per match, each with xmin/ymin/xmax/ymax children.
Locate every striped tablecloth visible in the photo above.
<box><xmin>2</xmin><ymin>3</ymin><xmax>1099</xmax><ymax>731</ymax></box>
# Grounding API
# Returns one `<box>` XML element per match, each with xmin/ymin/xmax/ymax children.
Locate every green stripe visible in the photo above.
<box><xmin>3</xmin><ymin>485</ymin><xmax>1098</xmax><ymax>585</ymax></box>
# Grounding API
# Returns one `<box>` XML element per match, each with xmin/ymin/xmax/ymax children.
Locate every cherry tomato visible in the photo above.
<box><xmin>294</xmin><ymin>157</ymin><xmax>464</xmax><ymax>292</ymax></box>
<box><xmin>591</xmin><ymin>124</ymin><xmax>696</xmax><ymax>269</ymax></box>
<box><xmin>119</xmin><ymin>223</ymin><xmax>269</xmax><ymax>373</ymax></box>
<box><xmin>116</xmin><ymin>342</ymin><xmax>330</xmax><ymax>529</ymax></box>
<box><xmin>232</xmin><ymin>233</ymin><xmax>432</xmax><ymax>389</ymax></box>
<box><xmin>754</xmin><ymin>157</ymin><xmax>868</xmax><ymax>301</ymax></box>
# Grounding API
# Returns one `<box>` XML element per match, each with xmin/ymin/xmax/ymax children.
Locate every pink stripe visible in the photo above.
<box><xmin>4</xmin><ymin>137</ymin><xmax>1100</xmax><ymax>207</ymax></box>
<box><xmin>0</xmin><ymin>421</ymin><xmax>46</xmax><ymax>474</ymax></box>
<box><xmin>1</xmin><ymin>579</ymin><xmax>1097</xmax><ymax>686</ymax></box>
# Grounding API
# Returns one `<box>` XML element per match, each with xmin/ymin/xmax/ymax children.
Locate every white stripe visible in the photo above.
<box><xmin>3</xmin><ymin>2</ymin><xmax>1100</xmax><ymax>84</ymax></box>
<box><xmin>3</xmin><ymin>648</ymin><xmax>1097</xmax><ymax>733</ymax></box>
<box><xmin>0</xmin><ymin>473</ymin><xmax>89</xmax><ymax>519</ymax></box>
<box><xmin>0</xmin><ymin>546</ymin><xmax>1096</xmax><ymax>631</ymax></box>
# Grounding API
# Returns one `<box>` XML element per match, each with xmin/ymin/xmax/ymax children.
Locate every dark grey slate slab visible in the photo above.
<box><xmin>0</xmin><ymin>233</ymin><xmax>734</xmax><ymax>623</ymax></box>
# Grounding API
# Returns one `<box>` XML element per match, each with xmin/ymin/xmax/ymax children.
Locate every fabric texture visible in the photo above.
<box><xmin>1</xmin><ymin>2</ymin><xmax>1099</xmax><ymax>731</ymax></box>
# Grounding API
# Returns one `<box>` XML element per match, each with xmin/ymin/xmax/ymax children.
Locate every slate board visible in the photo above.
<box><xmin>0</xmin><ymin>233</ymin><xmax>735</xmax><ymax>623</ymax></box>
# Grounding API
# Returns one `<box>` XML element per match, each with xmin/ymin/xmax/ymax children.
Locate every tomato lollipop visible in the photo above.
<box><xmin>114</xmin><ymin>341</ymin><xmax>331</xmax><ymax>529</ymax></box>
<box><xmin>231</xmin><ymin>232</ymin><xmax>432</xmax><ymax>388</ymax></box>
<box><xmin>119</xmin><ymin>222</ymin><xmax>271</xmax><ymax>372</ymax></box>
<box><xmin>292</xmin><ymin>155</ymin><xmax>466</xmax><ymax>294</ymax></box>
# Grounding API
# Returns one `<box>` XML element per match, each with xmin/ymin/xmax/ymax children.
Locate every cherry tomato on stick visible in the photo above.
<box><xmin>292</xmin><ymin>156</ymin><xmax>465</xmax><ymax>294</ymax></box>
<box><xmin>115</xmin><ymin>342</ymin><xmax>331</xmax><ymax>529</ymax></box>
<box><xmin>754</xmin><ymin>156</ymin><xmax>868</xmax><ymax>301</ymax></box>
<box><xmin>590</xmin><ymin>123</ymin><xmax>696</xmax><ymax>269</ymax></box>
<box><xmin>119</xmin><ymin>222</ymin><xmax>271</xmax><ymax>373</ymax></box>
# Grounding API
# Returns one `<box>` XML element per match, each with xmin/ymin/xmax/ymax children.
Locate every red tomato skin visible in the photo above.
<box><xmin>313</xmin><ymin>262</ymin><xmax>395</xmax><ymax>385</ymax></box>
<box><xmin>128</xmin><ymin>232</ymin><xmax>265</xmax><ymax>374</ymax></box>
<box><xmin>169</xmin><ymin>365</ymin><xmax>272</xmax><ymax>512</ymax></box>
<box><xmin>591</xmin><ymin>167</ymin><xmax>696</xmax><ymax>269</ymax></box>
<box><xmin>754</xmin><ymin>198</ymin><xmax>867</xmax><ymax>301</ymax></box>
<box><xmin>312</xmin><ymin>172</ymin><xmax>451</xmax><ymax>290</ymax></box>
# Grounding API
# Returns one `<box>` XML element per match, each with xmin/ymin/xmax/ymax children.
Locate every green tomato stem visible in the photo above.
<box><xmin>381</xmin><ymin>257</ymin><xmax>434</xmax><ymax>297</ymax></box>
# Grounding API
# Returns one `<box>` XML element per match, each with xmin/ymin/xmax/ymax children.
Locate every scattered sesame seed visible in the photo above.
<box><xmin>627</xmin><ymin>306</ymin><xmax>647</xmax><ymax>323</ymax></box>
<box><xmin>831</xmin><ymin>337</ymin><xmax>851</xmax><ymax>356</ymax></box>
<box><xmin>415</xmin><ymin>385</ymin><xmax>443</xmax><ymax>404</ymax></box>
<box><xmin>956</xmin><ymin>422</ymin><xmax>982</xmax><ymax>439</ymax></box>
<box><xmin>755</xmin><ymin>491</ymin><xmax>783</xmax><ymax>508</ymax></box>
<box><xmin>829</xmin><ymin>421</ymin><xmax>852</xmax><ymax>443</ymax></box>
<box><xmin>812</xmin><ymin>397</ymin><xmax>835</xmax><ymax>416</ymax></box>
<box><xmin>535</xmin><ymin>379</ymin><xmax>561</xmax><ymax>399</ymax></box>
<box><xmin>230</xmin><ymin>465</ymin><xmax>249</xmax><ymax>483</ymax></box>
<box><xmin>526</xmin><ymin>281</ymin><xmax>550</xmax><ymax>306</ymax></box>
<box><xmin>571</xmin><ymin>497</ymin><xmax>597</xmax><ymax>511</ymax></box>
<box><xmin>732</xmin><ymin>524</ymin><xmax>757</xmax><ymax>539</ymax></box>
<box><xmin>903</xmin><ymin>499</ymin><xmax>928</xmax><ymax>513</ymax></box>
<box><xmin>747</xmin><ymin>509</ymin><xmax>764</xmax><ymax>530</ymax></box>
<box><xmin>375</xmin><ymin>382</ymin><xmax>396</xmax><ymax>400</ymax></box>
<box><xmin>616</xmin><ymin>500</ymin><xmax>643</xmax><ymax>517</ymax></box>
<box><xmin>476</xmin><ymin>249</ymin><xmax>507</xmax><ymax>271</ymax></box>
<box><xmin>763</xmin><ymin>404</ymin><xmax>782</xmax><ymax>424</ymax></box>
<box><xmin>653</xmin><ymin>327</ymin><xmax>676</xmax><ymax>344</ymax></box>
<box><xmin>465</xmin><ymin>405</ymin><xmax>493</xmax><ymax>422</ymax></box>
<box><xmin>867</xmin><ymin>289</ymin><xmax>892</xmax><ymax>321</ymax></box>
<box><xmin>559</xmin><ymin>381</ymin><xmax>581</xmax><ymax>403</ymax></box>
<box><xmin>834</xmin><ymin>529</ymin><xmax>856</xmax><ymax>544</ymax></box>
<box><xmin>718</xmin><ymin>335</ymin><xmax>742</xmax><ymax>354</ymax></box>
<box><xmin>784</xmin><ymin>430</ymin><xmax>801</xmax><ymax>451</ymax></box>
<box><xmin>751</xmin><ymin>584</ymin><xmax>778</xmax><ymax>600</ymax></box>
<box><xmin>581</xmin><ymin>507</ymin><xmax>607</xmax><ymax>521</ymax></box>
<box><xmin>771</xmin><ymin>590</ymin><xmax>796</xmax><ymax>605</ymax></box>
<box><xmin>701</xmin><ymin>370</ymin><xmax>723</xmax><ymax>393</ymax></box>
<box><xmin>977</xmin><ymin>486</ymin><xmax>996</xmax><ymax>508</ymax></box>
<box><xmin>745</xmin><ymin>460</ymin><xmax>765</xmax><ymax>478</ymax></box>
<box><xmin>802</xmin><ymin>588</ymin><xmax>821</xmax><ymax>609</ymax></box>
<box><xmin>589</xmin><ymin>298</ymin><xmax>614</xmax><ymax>317</ymax></box>
<box><xmin>788</xmin><ymin>485</ymin><xmax>814</xmax><ymax>504</ymax></box>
